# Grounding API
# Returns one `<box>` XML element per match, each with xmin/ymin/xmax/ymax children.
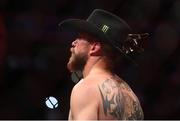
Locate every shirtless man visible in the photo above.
<box><xmin>59</xmin><ymin>9</ymin><xmax>144</xmax><ymax>120</ymax></box>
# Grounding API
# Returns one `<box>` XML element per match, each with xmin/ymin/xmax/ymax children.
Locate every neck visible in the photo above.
<box><xmin>82</xmin><ymin>56</ymin><xmax>111</xmax><ymax>77</ymax></box>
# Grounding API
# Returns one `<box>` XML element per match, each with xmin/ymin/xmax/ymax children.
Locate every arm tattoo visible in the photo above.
<box><xmin>98</xmin><ymin>78</ymin><xmax>144</xmax><ymax>120</ymax></box>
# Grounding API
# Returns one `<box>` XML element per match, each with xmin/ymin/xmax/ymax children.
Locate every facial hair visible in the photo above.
<box><xmin>67</xmin><ymin>49</ymin><xmax>88</xmax><ymax>72</ymax></box>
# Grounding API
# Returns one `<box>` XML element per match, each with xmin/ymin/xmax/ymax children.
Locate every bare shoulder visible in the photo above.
<box><xmin>71</xmin><ymin>75</ymin><xmax>106</xmax><ymax>106</ymax></box>
<box><xmin>98</xmin><ymin>75</ymin><xmax>144</xmax><ymax>120</ymax></box>
<box><xmin>70</xmin><ymin>78</ymin><xmax>100</xmax><ymax>119</ymax></box>
<box><xmin>71</xmin><ymin>78</ymin><xmax>99</xmax><ymax>97</ymax></box>
<box><xmin>71</xmin><ymin>80</ymin><xmax>96</xmax><ymax>110</ymax></box>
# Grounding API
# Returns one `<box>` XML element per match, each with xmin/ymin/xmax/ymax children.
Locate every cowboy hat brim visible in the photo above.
<box><xmin>58</xmin><ymin>19</ymin><xmax>124</xmax><ymax>53</ymax></box>
<box><xmin>58</xmin><ymin>19</ymin><xmax>110</xmax><ymax>43</ymax></box>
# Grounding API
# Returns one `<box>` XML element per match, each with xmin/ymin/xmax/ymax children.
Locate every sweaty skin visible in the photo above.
<box><xmin>69</xmin><ymin>73</ymin><xmax>144</xmax><ymax>120</ymax></box>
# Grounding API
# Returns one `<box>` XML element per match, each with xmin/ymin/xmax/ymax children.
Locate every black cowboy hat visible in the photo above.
<box><xmin>58</xmin><ymin>9</ymin><xmax>148</xmax><ymax>65</ymax></box>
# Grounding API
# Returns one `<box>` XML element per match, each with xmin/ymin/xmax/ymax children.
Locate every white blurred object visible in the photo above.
<box><xmin>45</xmin><ymin>96</ymin><xmax>58</xmax><ymax>109</ymax></box>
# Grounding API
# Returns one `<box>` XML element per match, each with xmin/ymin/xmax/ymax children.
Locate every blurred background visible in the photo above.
<box><xmin>0</xmin><ymin>0</ymin><xmax>180</xmax><ymax>119</ymax></box>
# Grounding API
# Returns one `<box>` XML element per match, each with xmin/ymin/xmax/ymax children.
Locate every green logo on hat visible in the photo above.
<box><xmin>102</xmin><ymin>25</ymin><xmax>109</xmax><ymax>33</ymax></box>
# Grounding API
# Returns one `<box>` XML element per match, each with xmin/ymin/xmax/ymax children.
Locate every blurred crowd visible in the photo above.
<box><xmin>0</xmin><ymin>0</ymin><xmax>180</xmax><ymax>119</ymax></box>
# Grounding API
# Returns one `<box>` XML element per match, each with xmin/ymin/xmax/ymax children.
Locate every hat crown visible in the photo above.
<box><xmin>86</xmin><ymin>9</ymin><xmax>132</xmax><ymax>44</ymax></box>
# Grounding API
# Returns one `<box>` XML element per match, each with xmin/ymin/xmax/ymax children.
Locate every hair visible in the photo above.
<box><xmin>101</xmin><ymin>42</ymin><xmax>123</xmax><ymax>70</ymax></box>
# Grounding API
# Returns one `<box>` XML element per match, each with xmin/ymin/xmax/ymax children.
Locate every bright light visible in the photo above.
<box><xmin>45</xmin><ymin>96</ymin><xmax>58</xmax><ymax>109</ymax></box>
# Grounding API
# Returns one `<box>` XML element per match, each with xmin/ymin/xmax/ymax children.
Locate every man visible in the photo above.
<box><xmin>59</xmin><ymin>9</ymin><xmax>145</xmax><ymax>120</ymax></box>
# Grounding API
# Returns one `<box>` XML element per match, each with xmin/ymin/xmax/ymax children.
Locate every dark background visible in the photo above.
<box><xmin>0</xmin><ymin>0</ymin><xmax>180</xmax><ymax>119</ymax></box>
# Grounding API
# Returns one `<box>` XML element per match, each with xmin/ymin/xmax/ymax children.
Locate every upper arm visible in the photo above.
<box><xmin>70</xmin><ymin>85</ymin><xmax>99</xmax><ymax>120</ymax></box>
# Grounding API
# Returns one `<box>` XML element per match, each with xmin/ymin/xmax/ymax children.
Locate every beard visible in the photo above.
<box><xmin>67</xmin><ymin>50</ymin><xmax>88</xmax><ymax>72</ymax></box>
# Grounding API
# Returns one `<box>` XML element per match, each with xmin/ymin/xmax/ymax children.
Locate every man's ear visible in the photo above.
<box><xmin>89</xmin><ymin>42</ymin><xmax>102</xmax><ymax>56</ymax></box>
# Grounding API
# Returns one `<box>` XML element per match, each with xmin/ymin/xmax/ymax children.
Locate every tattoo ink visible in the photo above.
<box><xmin>98</xmin><ymin>77</ymin><xmax>144</xmax><ymax>120</ymax></box>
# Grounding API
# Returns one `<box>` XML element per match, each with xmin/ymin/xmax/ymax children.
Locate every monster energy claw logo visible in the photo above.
<box><xmin>102</xmin><ymin>25</ymin><xmax>109</xmax><ymax>33</ymax></box>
